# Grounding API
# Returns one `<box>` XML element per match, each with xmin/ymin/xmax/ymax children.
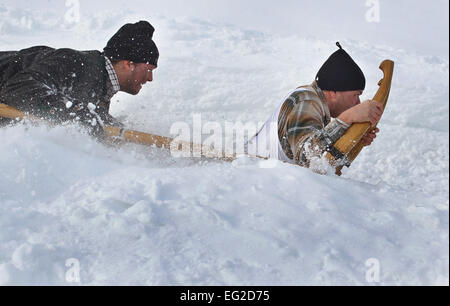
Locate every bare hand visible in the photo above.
<box><xmin>338</xmin><ymin>100</ymin><xmax>384</xmax><ymax>127</ymax></box>
<box><xmin>361</xmin><ymin>128</ymin><xmax>380</xmax><ymax>146</ymax></box>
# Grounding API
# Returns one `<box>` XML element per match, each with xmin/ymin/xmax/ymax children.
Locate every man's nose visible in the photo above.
<box><xmin>147</xmin><ymin>71</ymin><xmax>153</xmax><ymax>82</ymax></box>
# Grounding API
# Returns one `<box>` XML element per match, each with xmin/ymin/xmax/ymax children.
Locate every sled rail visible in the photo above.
<box><xmin>0</xmin><ymin>103</ymin><xmax>233</xmax><ymax>161</ymax></box>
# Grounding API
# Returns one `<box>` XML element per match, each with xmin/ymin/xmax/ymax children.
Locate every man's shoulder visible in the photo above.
<box><xmin>4</xmin><ymin>46</ymin><xmax>55</xmax><ymax>65</ymax></box>
<box><xmin>34</xmin><ymin>48</ymin><xmax>105</xmax><ymax>80</ymax></box>
<box><xmin>8</xmin><ymin>46</ymin><xmax>102</xmax><ymax>62</ymax></box>
<box><xmin>17</xmin><ymin>46</ymin><xmax>55</xmax><ymax>55</ymax></box>
<box><xmin>49</xmin><ymin>48</ymin><xmax>103</xmax><ymax>64</ymax></box>
<box><xmin>287</xmin><ymin>84</ymin><xmax>324</xmax><ymax>106</ymax></box>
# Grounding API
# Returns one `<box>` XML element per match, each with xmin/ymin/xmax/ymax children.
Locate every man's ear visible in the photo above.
<box><xmin>330</xmin><ymin>91</ymin><xmax>338</xmax><ymax>103</ymax></box>
<box><xmin>324</xmin><ymin>90</ymin><xmax>338</xmax><ymax>103</ymax></box>
<box><xmin>122</xmin><ymin>60</ymin><xmax>134</xmax><ymax>72</ymax></box>
<box><xmin>114</xmin><ymin>60</ymin><xmax>133</xmax><ymax>73</ymax></box>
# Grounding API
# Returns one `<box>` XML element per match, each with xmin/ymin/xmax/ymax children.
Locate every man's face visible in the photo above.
<box><xmin>123</xmin><ymin>62</ymin><xmax>156</xmax><ymax>95</ymax></box>
<box><xmin>334</xmin><ymin>90</ymin><xmax>363</xmax><ymax>115</ymax></box>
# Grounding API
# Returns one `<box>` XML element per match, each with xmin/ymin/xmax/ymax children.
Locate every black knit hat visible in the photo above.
<box><xmin>104</xmin><ymin>21</ymin><xmax>159</xmax><ymax>67</ymax></box>
<box><xmin>316</xmin><ymin>42</ymin><xmax>365</xmax><ymax>91</ymax></box>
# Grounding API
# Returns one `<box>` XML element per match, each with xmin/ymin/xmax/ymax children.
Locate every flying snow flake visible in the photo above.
<box><xmin>88</xmin><ymin>103</ymin><xmax>96</xmax><ymax>111</ymax></box>
<box><xmin>66</xmin><ymin>102</ymin><xmax>73</xmax><ymax>109</ymax></box>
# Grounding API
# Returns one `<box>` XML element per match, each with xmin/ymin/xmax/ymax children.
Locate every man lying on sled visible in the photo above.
<box><xmin>0</xmin><ymin>21</ymin><xmax>158</xmax><ymax>138</ymax></box>
<box><xmin>247</xmin><ymin>42</ymin><xmax>383</xmax><ymax>170</ymax></box>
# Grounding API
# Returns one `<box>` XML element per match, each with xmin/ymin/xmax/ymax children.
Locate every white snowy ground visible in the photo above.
<box><xmin>0</xmin><ymin>2</ymin><xmax>448</xmax><ymax>285</ymax></box>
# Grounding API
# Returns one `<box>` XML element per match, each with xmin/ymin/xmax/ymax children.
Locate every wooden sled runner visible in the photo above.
<box><xmin>0</xmin><ymin>104</ymin><xmax>231</xmax><ymax>161</ymax></box>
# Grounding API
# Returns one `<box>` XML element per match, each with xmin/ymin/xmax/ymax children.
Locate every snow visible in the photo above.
<box><xmin>0</xmin><ymin>1</ymin><xmax>448</xmax><ymax>285</ymax></box>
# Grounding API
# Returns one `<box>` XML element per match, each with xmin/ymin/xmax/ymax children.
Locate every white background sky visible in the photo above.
<box><xmin>1</xmin><ymin>0</ymin><xmax>449</xmax><ymax>58</ymax></box>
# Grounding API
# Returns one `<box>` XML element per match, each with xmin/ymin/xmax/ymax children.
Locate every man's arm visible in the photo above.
<box><xmin>0</xmin><ymin>56</ymin><xmax>106</xmax><ymax>137</ymax></box>
<box><xmin>338</xmin><ymin>100</ymin><xmax>384</xmax><ymax>127</ymax></box>
<box><xmin>283</xmin><ymin>99</ymin><xmax>350</xmax><ymax>167</ymax></box>
<box><xmin>338</xmin><ymin>100</ymin><xmax>383</xmax><ymax>147</ymax></box>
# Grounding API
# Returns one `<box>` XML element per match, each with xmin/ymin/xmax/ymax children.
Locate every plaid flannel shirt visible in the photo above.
<box><xmin>104</xmin><ymin>56</ymin><xmax>120</xmax><ymax>101</ymax></box>
<box><xmin>278</xmin><ymin>81</ymin><xmax>351</xmax><ymax>167</ymax></box>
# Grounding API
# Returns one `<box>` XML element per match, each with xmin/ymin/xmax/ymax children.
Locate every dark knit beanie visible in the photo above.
<box><xmin>316</xmin><ymin>42</ymin><xmax>365</xmax><ymax>91</ymax></box>
<box><xmin>104</xmin><ymin>21</ymin><xmax>159</xmax><ymax>67</ymax></box>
